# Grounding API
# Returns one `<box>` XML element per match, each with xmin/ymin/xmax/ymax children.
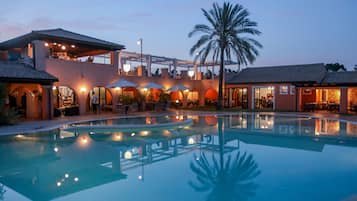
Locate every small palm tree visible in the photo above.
<box><xmin>189</xmin><ymin>2</ymin><xmax>262</xmax><ymax>110</ymax></box>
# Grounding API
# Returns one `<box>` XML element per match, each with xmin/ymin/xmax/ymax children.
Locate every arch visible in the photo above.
<box><xmin>9</xmin><ymin>86</ymin><xmax>38</xmax><ymax>119</ymax></box>
<box><xmin>204</xmin><ymin>88</ymin><xmax>218</xmax><ymax>106</ymax></box>
<box><xmin>170</xmin><ymin>91</ymin><xmax>183</xmax><ymax>102</ymax></box>
<box><xmin>53</xmin><ymin>86</ymin><xmax>77</xmax><ymax>108</ymax></box>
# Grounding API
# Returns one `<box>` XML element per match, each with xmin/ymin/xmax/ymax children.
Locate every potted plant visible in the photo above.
<box><xmin>159</xmin><ymin>93</ymin><xmax>170</xmax><ymax>111</ymax></box>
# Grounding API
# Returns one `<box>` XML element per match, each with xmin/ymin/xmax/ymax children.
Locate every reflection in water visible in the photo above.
<box><xmin>315</xmin><ymin>119</ymin><xmax>340</xmax><ymax>135</ymax></box>
<box><xmin>0</xmin><ymin>184</ymin><xmax>5</xmax><ymax>201</ymax></box>
<box><xmin>190</xmin><ymin>118</ymin><xmax>260</xmax><ymax>201</ymax></box>
<box><xmin>1</xmin><ymin>114</ymin><xmax>357</xmax><ymax>201</ymax></box>
<box><xmin>225</xmin><ymin>114</ymin><xmax>357</xmax><ymax>137</ymax></box>
<box><xmin>189</xmin><ymin>152</ymin><xmax>260</xmax><ymax>201</ymax></box>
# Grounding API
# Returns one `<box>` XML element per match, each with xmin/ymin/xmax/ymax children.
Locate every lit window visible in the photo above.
<box><xmin>280</xmin><ymin>86</ymin><xmax>288</xmax><ymax>95</ymax></box>
<box><xmin>290</xmin><ymin>86</ymin><xmax>295</xmax><ymax>95</ymax></box>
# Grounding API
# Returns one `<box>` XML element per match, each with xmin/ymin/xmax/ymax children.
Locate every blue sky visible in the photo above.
<box><xmin>0</xmin><ymin>0</ymin><xmax>356</xmax><ymax>69</ymax></box>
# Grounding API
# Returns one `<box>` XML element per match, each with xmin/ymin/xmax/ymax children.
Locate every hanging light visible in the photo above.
<box><xmin>188</xmin><ymin>70</ymin><xmax>195</xmax><ymax>78</ymax></box>
<box><xmin>123</xmin><ymin>63</ymin><xmax>131</xmax><ymax>73</ymax></box>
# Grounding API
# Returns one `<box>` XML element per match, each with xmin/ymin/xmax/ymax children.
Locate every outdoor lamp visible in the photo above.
<box><xmin>123</xmin><ymin>63</ymin><xmax>131</xmax><ymax>73</ymax></box>
<box><xmin>188</xmin><ymin>137</ymin><xmax>196</xmax><ymax>145</ymax></box>
<box><xmin>80</xmin><ymin>87</ymin><xmax>87</xmax><ymax>93</ymax></box>
<box><xmin>124</xmin><ymin>150</ymin><xmax>133</xmax><ymax>159</ymax></box>
<box><xmin>188</xmin><ymin>70</ymin><xmax>195</xmax><ymax>78</ymax></box>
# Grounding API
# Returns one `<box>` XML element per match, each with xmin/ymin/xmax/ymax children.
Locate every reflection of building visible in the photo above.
<box><xmin>0</xmin><ymin>119</ymin><xmax>238</xmax><ymax>201</ymax></box>
<box><xmin>224</xmin><ymin>114</ymin><xmax>357</xmax><ymax>151</ymax></box>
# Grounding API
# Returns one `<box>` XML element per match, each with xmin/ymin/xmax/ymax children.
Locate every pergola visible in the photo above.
<box><xmin>119</xmin><ymin>51</ymin><xmax>238</xmax><ymax>79</ymax></box>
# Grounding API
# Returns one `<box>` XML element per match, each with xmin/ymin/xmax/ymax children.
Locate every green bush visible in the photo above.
<box><xmin>159</xmin><ymin>93</ymin><xmax>170</xmax><ymax>103</ymax></box>
<box><xmin>119</xmin><ymin>95</ymin><xmax>134</xmax><ymax>105</ymax></box>
<box><xmin>0</xmin><ymin>83</ymin><xmax>19</xmax><ymax>125</ymax></box>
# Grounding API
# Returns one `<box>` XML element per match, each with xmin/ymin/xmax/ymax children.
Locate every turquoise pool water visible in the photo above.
<box><xmin>1</xmin><ymin>114</ymin><xmax>357</xmax><ymax>201</ymax></box>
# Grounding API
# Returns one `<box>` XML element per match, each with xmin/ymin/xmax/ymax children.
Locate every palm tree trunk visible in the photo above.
<box><xmin>217</xmin><ymin>47</ymin><xmax>224</xmax><ymax>110</ymax></box>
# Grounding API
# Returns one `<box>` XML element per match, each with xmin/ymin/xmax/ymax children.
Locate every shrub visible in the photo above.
<box><xmin>0</xmin><ymin>83</ymin><xmax>19</xmax><ymax>125</ymax></box>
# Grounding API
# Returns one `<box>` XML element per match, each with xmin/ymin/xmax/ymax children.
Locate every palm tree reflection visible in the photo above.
<box><xmin>0</xmin><ymin>184</ymin><xmax>5</xmax><ymax>201</ymax></box>
<box><xmin>189</xmin><ymin>152</ymin><xmax>260</xmax><ymax>201</ymax></box>
<box><xmin>189</xmin><ymin>118</ymin><xmax>260</xmax><ymax>201</ymax></box>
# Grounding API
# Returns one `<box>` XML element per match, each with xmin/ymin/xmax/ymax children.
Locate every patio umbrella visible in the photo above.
<box><xmin>141</xmin><ymin>82</ymin><xmax>164</xmax><ymax>90</ymax></box>
<box><xmin>167</xmin><ymin>84</ymin><xmax>190</xmax><ymax>92</ymax></box>
<box><xmin>106</xmin><ymin>79</ymin><xmax>137</xmax><ymax>88</ymax></box>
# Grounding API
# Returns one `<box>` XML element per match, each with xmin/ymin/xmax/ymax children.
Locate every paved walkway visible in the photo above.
<box><xmin>0</xmin><ymin>110</ymin><xmax>356</xmax><ymax>136</ymax></box>
<box><xmin>0</xmin><ymin>111</ymin><xmax>173</xmax><ymax>136</ymax></box>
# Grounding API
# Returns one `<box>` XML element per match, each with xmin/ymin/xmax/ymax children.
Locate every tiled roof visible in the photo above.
<box><xmin>0</xmin><ymin>62</ymin><xmax>58</xmax><ymax>83</ymax></box>
<box><xmin>0</xmin><ymin>28</ymin><xmax>125</xmax><ymax>50</ymax></box>
<box><xmin>226</xmin><ymin>63</ymin><xmax>327</xmax><ymax>84</ymax></box>
<box><xmin>322</xmin><ymin>71</ymin><xmax>357</xmax><ymax>85</ymax></box>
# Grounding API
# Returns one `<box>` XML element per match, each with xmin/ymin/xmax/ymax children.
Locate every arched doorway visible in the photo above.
<box><xmin>170</xmin><ymin>91</ymin><xmax>183</xmax><ymax>106</ymax></box>
<box><xmin>53</xmin><ymin>86</ymin><xmax>78</xmax><ymax>116</ymax></box>
<box><xmin>53</xmin><ymin>86</ymin><xmax>77</xmax><ymax>108</ymax></box>
<box><xmin>204</xmin><ymin>88</ymin><xmax>218</xmax><ymax>106</ymax></box>
<box><xmin>9</xmin><ymin>86</ymin><xmax>39</xmax><ymax>119</ymax></box>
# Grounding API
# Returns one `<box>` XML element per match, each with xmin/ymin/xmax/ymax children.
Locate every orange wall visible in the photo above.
<box><xmin>226</xmin><ymin>83</ymin><xmax>297</xmax><ymax>111</ymax></box>
<box><xmin>45</xmin><ymin>57</ymin><xmax>219</xmax><ymax>114</ymax></box>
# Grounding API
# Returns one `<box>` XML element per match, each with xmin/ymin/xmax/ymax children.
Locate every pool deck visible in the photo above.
<box><xmin>0</xmin><ymin>110</ymin><xmax>356</xmax><ymax>136</ymax></box>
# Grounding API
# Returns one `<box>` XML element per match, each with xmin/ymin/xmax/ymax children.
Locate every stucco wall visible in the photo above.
<box><xmin>45</xmin><ymin>58</ymin><xmax>218</xmax><ymax>114</ymax></box>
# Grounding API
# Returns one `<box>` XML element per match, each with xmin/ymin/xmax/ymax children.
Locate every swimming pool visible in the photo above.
<box><xmin>0</xmin><ymin>113</ymin><xmax>357</xmax><ymax>201</ymax></box>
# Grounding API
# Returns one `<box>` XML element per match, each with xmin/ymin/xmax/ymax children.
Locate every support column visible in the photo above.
<box><xmin>199</xmin><ymin>89</ymin><xmax>205</xmax><ymax>106</ymax></box>
<box><xmin>78</xmin><ymin>89</ymin><xmax>88</xmax><ymax>115</ymax></box>
<box><xmin>340</xmin><ymin>87</ymin><xmax>348</xmax><ymax>113</ymax></box>
<box><xmin>32</xmin><ymin>40</ymin><xmax>49</xmax><ymax>71</ymax></box>
<box><xmin>146</xmin><ymin>55</ymin><xmax>152</xmax><ymax>77</ymax></box>
<box><xmin>112</xmin><ymin>89</ymin><xmax>119</xmax><ymax>113</ymax></box>
<box><xmin>229</xmin><ymin>88</ymin><xmax>233</xmax><ymax>107</ymax></box>
<box><xmin>173</xmin><ymin>59</ymin><xmax>177</xmax><ymax>79</ymax></box>
<box><xmin>296</xmin><ymin>87</ymin><xmax>303</xmax><ymax>112</ymax></box>
<box><xmin>41</xmin><ymin>85</ymin><xmax>53</xmax><ymax>120</ymax></box>
<box><xmin>111</xmin><ymin>51</ymin><xmax>119</xmax><ymax>74</ymax></box>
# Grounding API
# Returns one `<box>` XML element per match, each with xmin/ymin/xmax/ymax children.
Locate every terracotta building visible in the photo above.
<box><xmin>225</xmin><ymin>63</ymin><xmax>357</xmax><ymax>113</ymax></box>
<box><xmin>0</xmin><ymin>28</ymin><xmax>219</xmax><ymax>120</ymax></box>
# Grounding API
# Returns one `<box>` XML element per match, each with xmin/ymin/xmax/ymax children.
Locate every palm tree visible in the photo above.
<box><xmin>325</xmin><ymin>63</ymin><xmax>347</xmax><ymax>72</ymax></box>
<box><xmin>189</xmin><ymin>2</ymin><xmax>262</xmax><ymax>110</ymax></box>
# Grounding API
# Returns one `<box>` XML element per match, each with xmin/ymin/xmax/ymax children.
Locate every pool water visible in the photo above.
<box><xmin>1</xmin><ymin>114</ymin><xmax>357</xmax><ymax>201</ymax></box>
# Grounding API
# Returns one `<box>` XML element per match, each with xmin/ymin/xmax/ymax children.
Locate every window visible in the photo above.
<box><xmin>290</xmin><ymin>86</ymin><xmax>295</xmax><ymax>95</ymax></box>
<box><xmin>253</xmin><ymin>87</ymin><xmax>274</xmax><ymax>109</ymax></box>
<box><xmin>280</xmin><ymin>86</ymin><xmax>288</xmax><ymax>95</ymax></box>
<box><xmin>303</xmin><ymin>89</ymin><xmax>312</xmax><ymax>95</ymax></box>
